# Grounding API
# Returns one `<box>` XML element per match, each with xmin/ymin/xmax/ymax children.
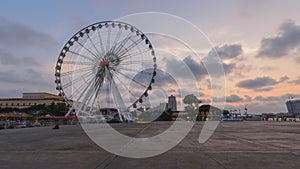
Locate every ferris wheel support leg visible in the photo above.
<box><xmin>65</xmin><ymin>104</ymin><xmax>75</xmax><ymax>117</ymax></box>
<box><xmin>111</xmin><ymin>77</ymin><xmax>126</xmax><ymax>122</ymax></box>
<box><xmin>105</xmin><ymin>67</ymin><xmax>127</xmax><ymax>122</ymax></box>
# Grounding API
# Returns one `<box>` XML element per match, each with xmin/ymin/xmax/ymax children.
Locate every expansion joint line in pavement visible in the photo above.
<box><xmin>93</xmin><ymin>123</ymin><xmax>154</xmax><ymax>169</ymax></box>
<box><xmin>185</xmin><ymin>134</ymin><xmax>229</xmax><ymax>169</ymax></box>
<box><xmin>218</xmin><ymin>133</ymin><xmax>289</xmax><ymax>152</ymax></box>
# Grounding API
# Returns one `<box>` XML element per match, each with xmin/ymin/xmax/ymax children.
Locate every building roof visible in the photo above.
<box><xmin>286</xmin><ymin>98</ymin><xmax>300</xmax><ymax>103</ymax></box>
<box><xmin>0</xmin><ymin>92</ymin><xmax>62</xmax><ymax>101</ymax></box>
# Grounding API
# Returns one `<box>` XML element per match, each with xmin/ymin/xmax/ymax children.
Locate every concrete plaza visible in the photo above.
<box><xmin>0</xmin><ymin>121</ymin><xmax>299</xmax><ymax>169</ymax></box>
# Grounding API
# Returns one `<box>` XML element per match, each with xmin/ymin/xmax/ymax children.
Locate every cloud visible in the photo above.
<box><xmin>0</xmin><ymin>17</ymin><xmax>57</xmax><ymax>49</ymax></box>
<box><xmin>237</xmin><ymin>76</ymin><xmax>277</xmax><ymax>89</ymax></box>
<box><xmin>202</xmin><ymin>56</ymin><xmax>230</xmax><ymax>78</ymax></box>
<box><xmin>231</xmin><ymin>63</ymin><xmax>252</xmax><ymax>79</ymax></box>
<box><xmin>236</xmin><ymin>76</ymin><xmax>288</xmax><ymax>90</ymax></box>
<box><xmin>279</xmin><ymin>75</ymin><xmax>289</xmax><ymax>82</ymax></box>
<box><xmin>209</xmin><ymin>44</ymin><xmax>243</xmax><ymax>59</ymax></box>
<box><xmin>162</xmin><ymin>55</ymin><xmax>209</xmax><ymax>83</ymax></box>
<box><xmin>0</xmin><ymin>48</ymin><xmax>41</xmax><ymax>66</ymax></box>
<box><xmin>167</xmin><ymin>89</ymin><xmax>177</xmax><ymax>93</ymax></box>
<box><xmin>223</xmin><ymin>62</ymin><xmax>236</xmax><ymax>75</ymax></box>
<box><xmin>260</xmin><ymin>66</ymin><xmax>275</xmax><ymax>72</ymax></box>
<box><xmin>226</xmin><ymin>94</ymin><xmax>244</xmax><ymax>102</ymax></box>
<box><xmin>182</xmin><ymin>56</ymin><xmax>208</xmax><ymax>81</ymax></box>
<box><xmin>247</xmin><ymin>102</ymin><xmax>287</xmax><ymax>114</ymax></box>
<box><xmin>289</xmin><ymin>76</ymin><xmax>300</xmax><ymax>85</ymax></box>
<box><xmin>0</xmin><ymin>68</ymin><xmax>50</xmax><ymax>86</ymax></box>
<box><xmin>213</xmin><ymin>94</ymin><xmax>244</xmax><ymax>103</ymax></box>
<box><xmin>0</xmin><ymin>17</ymin><xmax>60</xmax><ymax>97</ymax></box>
<box><xmin>131</xmin><ymin>68</ymin><xmax>181</xmax><ymax>99</ymax></box>
<box><xmin>255</xmin><ymin>87</ymin><xmax>274</xmax><ymax>92</ymax></box>
<box><xmin>0</xmin><ymin>89</ymin><xmax>24</xmax><ymax>98</ymax></box>
<box><xmin>257</xmin><ymin>20</ymin><xmax>300</xmax><ymax>58</ymax></box>
<box><xmin>203</xmin><ymin>44</ymin><xmax>243</xmax><ymax>77</ymax></box>
<box><xmin>152</xmin><ymin>68</ymin><xmax>179</xmax><ymax>87</ymax></box>
<box><xmin>254</xmin><ymin>93</ymin><xmax>300</xmax><ymax>102</ymax></box>
<box><xmin>244</xmin><ymin>95</ymin><xmax>252</xmax><ymax>102</ymax></box>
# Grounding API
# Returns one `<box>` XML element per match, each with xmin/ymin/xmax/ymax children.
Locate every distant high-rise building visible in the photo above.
<box><xmin>286</xmin><ymin>98</ymin><xmax>300</xmax><ymax>116</ymax></box>
<box><xmin>168</xmin><ymin>95</ymin><xmax>177</xmax><ymax>111</ymax></box>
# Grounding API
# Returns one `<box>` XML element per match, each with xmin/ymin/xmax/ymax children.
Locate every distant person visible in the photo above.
<box><xmin>53</xmin><ymin>124</ymin><xmax>59</xmax><ymax>129</ymax></box>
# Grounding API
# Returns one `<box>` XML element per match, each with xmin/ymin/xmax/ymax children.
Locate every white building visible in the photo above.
<box><xmin>286</xmin><ymin>98</ymin><xmax>300</xmax><ymax>116</ymax></box>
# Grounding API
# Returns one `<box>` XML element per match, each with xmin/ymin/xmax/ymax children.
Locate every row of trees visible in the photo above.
<box><xmin>0</xmin><ymin>103</ymin><xmax>68</xmax><ymax>116</ymax></box>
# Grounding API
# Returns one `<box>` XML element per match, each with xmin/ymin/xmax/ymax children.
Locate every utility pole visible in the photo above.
<box><xmin>244</xmin><ymin>104</ymin><xmax>248</xmax><ymax>116</ymax></box>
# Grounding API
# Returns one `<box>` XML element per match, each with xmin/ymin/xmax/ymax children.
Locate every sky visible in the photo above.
<box><xmin>1</xmin><ymin>0</ymin><xmax>300</xmax><ymax>114</ymax></box>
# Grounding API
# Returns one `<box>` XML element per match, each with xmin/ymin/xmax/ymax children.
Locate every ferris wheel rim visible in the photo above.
<box><xmin>54</xmin><ymin>20</ymin><xmax>157</xmax><ymax>111</ymax></box>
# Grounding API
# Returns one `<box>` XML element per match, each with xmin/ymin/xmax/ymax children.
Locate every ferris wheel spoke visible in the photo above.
<box><xmin>106</xmin><ymin>25</ymin><xmax>112</xmax><ymax>54</ymax></box>
<box><xmin>60</xmin><ymin>66</ymin><xmax>94</xmax><ymax>77</ymax></box>
<box><xmin>113</xmin><ymin>72</ymin><xmax>140</xmax><ymax>101</ymax></box>
<box><xmin>72</xmin><ymin>72</ymin><xmax>94</xmax><ymax>90</ymax></box>
<box><xmin>89</xmin><ymin>82</ymin><xmax>104</xmax><ymax>115</ymax></box>
<box><xmin>68</xmin><ymin>50</ymin><xmax>96</xmax><ymax>62</ymax></box>
<box><xmin>69</xmin><ymin>73</ymin><xmax>95</xmax><ymax>100</ymax></box>
<box><xmin>109</xmin><ymin>27</ymin><xmax>123</xmax><ymax>53</ymax></box>
<box><xmin>63</xmin><ymin>60</ymin><xmax>95</xmax><ymax>66</ymax></box>
<box><xmin>97</xmin><ymin>27</ymin><xmax>106</xmax><ymax>54</ymax></box>
<box><xmin>85</xmin><ymin>75</ymin><xmax>105</xmax><ymax>114</ymax></box>
<box><xmin>117</xmin><ymin>38</ymin><xmax>144</xmax><ymax>58</ymax></box>
<box><xmin>74</xmin><ymin>73</ymin><xmax>98</xmax><ymax>103</ymax></box>
<box><xmin>111</xmin><ymin>32</ymin><xmax>134</xmax><ymax>55</ymax></box>
<box><xmin>88</xmin><ymin>70</ymin><xmax>106</xmax><ymax>113</ymax></box>
<box><xmin>119</xmin><ymin>48</ymin><xmax>151</xmax><ymax>61</ymax></box>
<box><xmin>77</xmin><ymin>76</ymin><xmax>99</xmax><ymax>113</ymax></box>
<box><xmin>72</xmin><ymin>72</ymin><xmax>94</xmax><ymax>100</ymax></box>
<box><xmin>89</xmin><ymin>72</ymin><xmax>105</xmax><ymax>109</ymax></box>
<box><xmin>62</xmin><ymin>71</ymin><xmax>94</xmax><ymax>89</ymax></box>
<box><xmin>86</xmin><ymin>33</ymin><xmax>102</xmax><ymax>59</ymax></box>
<box><xmin>117</xmin><ymin>71</ymin><xmax>147</xmax><ymax>88</ymax></box>
<box><xmin>75</xmin><ymin>41</ymin><xmax>99</xmax><ymax>61</ymax></box>
<box><xmin>119</xmin><ymin>60</ymin><xmax>153</xmax><ymax>66</ymax></box>
<box><xmin>117</xmin><ymin>66</ymin><xmax>153</xmax><ymax>76</ymax></box>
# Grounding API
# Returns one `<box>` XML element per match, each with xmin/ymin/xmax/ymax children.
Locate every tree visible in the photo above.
<box><xmin>0</xmin><ymin>102</ymin><xmax>68</xmax><ymax>116</ymax></box>
<box><xmin>183</xmin><ymin>94</ymin><xmax>201</xmax><ymax>120</ymax></box>
<box><xmin>183</xmin><ymin>94</ymin><xmax>201</xmax><ymax>107</ymax></box>
<box><xmin>45</xmin><ymin>103</ymin><xmax>68</xmax><ymax>116</ymax></box>
<box><xmin>222</xmin><ymin>110</ymin><xmax>230</xmax><ymax>118</ymax></box>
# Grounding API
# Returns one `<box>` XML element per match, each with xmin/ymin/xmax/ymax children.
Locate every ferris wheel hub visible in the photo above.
<box><xmin>99</xmin><ymin>60</ymin><xmax>110</xmax><ymax>67</ymax></box>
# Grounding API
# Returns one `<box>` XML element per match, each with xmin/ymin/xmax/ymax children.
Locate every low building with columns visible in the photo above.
<box><xmin>0</xmin><ymin>92</ymin><xmax>63</xmax><ymax>109</ymax></box>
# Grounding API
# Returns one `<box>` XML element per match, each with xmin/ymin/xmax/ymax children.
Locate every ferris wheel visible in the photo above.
<box><xmin>54</xmin><ymin>21</ymin><xmax>156</xmax><ymax>121</ymax></box>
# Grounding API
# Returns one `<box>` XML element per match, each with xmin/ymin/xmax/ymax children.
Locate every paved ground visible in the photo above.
<box><xmin>0</xmin><ymin>121</ymin><xmax>299</xmax><ymax>169</ymax></box>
